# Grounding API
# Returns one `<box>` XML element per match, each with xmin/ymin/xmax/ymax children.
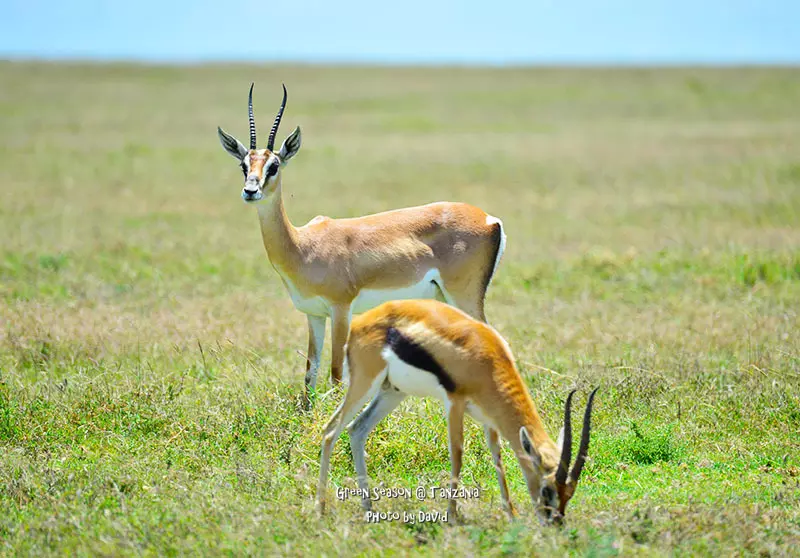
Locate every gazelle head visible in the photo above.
<box><xmin>519</xmin><ymin>388</ymin><xmax>599</xmax><ymax>525</ymax></box>
<box><xmin>217</xmin><ymin>83</ymin><xmax>302</xmax><ymax>203</ymax></box>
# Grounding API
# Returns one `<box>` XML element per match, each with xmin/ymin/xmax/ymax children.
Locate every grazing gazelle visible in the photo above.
<box><xmin>217</xmin><ymin>85</ymin><xmax>506</xmax><ymax>406</ymax></box>
<box><xmin>316</xmin><ymin>299</ymin><xmax>599</xmax><ymax>524</ymax></box>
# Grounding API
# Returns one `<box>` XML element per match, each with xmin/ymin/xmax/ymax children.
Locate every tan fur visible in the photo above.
<box><xmin>222</xmin><ymin>92</ymin><xmax>505</xmax><ymax>407</ymax></box>
<box><xmin>249</xmin><ymin>162</ymin><xmax>503</xmax><ymax>405</ymax></box>
<box><xmin>246</xmin><ymin>154</ymin><xmax>269</xmax><ymax>180</ymax></box>
<box><xmin>317</xmin><ymin>299</ymin><xmax>586</xmax><ymax>523</ymax></box>
<box><xmin>259</xmin><ymin>180</ymin><xmax>498</xmax><ymax>303</ymax></box>
<box><xmin>346</xmin><ymin>300</ymin><xmax>558</xmax><ymax>460</ymax></box>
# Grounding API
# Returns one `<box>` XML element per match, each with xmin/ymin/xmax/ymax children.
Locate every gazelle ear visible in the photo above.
<box><xmin>519</xmin><ymin>426</ymin><xmax>542</xmax><ymax>468</ymax></box>
<box><xmin>556</xmin><ymin>427</ymin><xmax>565</xmax><ymax>452</ymax></box>
<box><xmin>278</xmin><ymin>126</ymin><xmax>302</xmax><ymax>165</ymax></box>
<box><xmin>218</xmin><ymin>127</ymin><xmax>248</xmax><ymax>160</ymax></box>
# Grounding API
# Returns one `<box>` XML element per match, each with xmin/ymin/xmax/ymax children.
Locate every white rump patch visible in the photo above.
<box><xmin>485</xmin><ymin>215</ymin><xmax>507</xmax><ymax>286</ymax></box>
<box><xmin>380</xmin><ymin>346</ymin><xmax>449</xmax><ymax>401</ymax></box>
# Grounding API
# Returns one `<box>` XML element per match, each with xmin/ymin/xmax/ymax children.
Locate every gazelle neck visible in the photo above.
<box><xmin>518</xmin><ymin>406</ymin><xmax>559</xmax><ymax>467</ymax></box>
<box><xmin>255</xmin><ymin>178</ymin><xmax>301</xmax><ymax>271</ymax></box>
<box><xmin>516</xmin><ymin>390</ymin><xmax>554</xmax><ymax>449</ymax></box>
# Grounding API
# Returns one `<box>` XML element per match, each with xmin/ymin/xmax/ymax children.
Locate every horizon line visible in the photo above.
<box><xmin>3</xmin><ymin>55</ymin><xmax>800</xmax><ymax>70</ymax></box>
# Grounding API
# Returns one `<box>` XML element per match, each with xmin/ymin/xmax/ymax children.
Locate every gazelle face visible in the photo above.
<box><xmin>240</xmin><ymin>150</ymin><xmax>282</xmax><ymax>202</ymax></box>
<box><xmin>217</xmin><ymin>83</ymin><xmax>302</xmax><ymax>205</ymax></box>
<box><xmin>519</xmin><ymin>440</ymin><xmax>569</xmax><ymax>525</ymax></box>
<box><xmin>520</xmin><ymin>387</ymin><xmax>599</xmax><ymax>526</ymax></box>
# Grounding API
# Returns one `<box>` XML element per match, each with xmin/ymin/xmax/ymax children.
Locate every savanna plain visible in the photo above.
<box><xmin>1</xmin><ymin>62</ymin><xmax>799</xmax><ymax>556</ymax></box>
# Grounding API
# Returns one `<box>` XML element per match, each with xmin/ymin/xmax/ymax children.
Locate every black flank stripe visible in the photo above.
<box><xmin>386</xmin><ymin>327</ymin><xmax>456</xmax><ymax>392</ymax></box>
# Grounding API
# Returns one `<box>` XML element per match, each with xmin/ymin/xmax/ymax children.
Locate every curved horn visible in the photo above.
<box><xmin>555</xmin><ymin>389</ymin><xmax>577</xmax><ymax>485</ymax></box>
<box><xmin>248</xmin><ymin>82</ymin><xmax>257</xmax><ymax>150</ymax></box>
<box><xmin>569</xmin><ymin>387</ymin><xmax>599</xmax><ymax>483</ymax></box>
<box><xmin>267</xmin><ymin>84</ymin><xmax>288</xmax><ymax>151</ymax></box>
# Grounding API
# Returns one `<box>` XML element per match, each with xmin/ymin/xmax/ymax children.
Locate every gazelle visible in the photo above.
<box><xmin>217</xmin><ymin>85</ymin><xmax>506</xmax><ymax>406</ymax></box>
<box><xmin>316</xmin><ymin>299</ymin><xmax>599</xmax><ymax>524</ymax></box>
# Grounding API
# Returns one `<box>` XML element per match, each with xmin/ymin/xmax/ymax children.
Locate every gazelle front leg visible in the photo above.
<box><xmin>329</xmin><ymin>304</ymin><xmax>351</xmax><ymax>385</ymax></box>
<box><xmin>446</xmin><ymin>397</ymin><xmax>466</xmax><ymax>521</ymax></box>
<box><xmin>316</xmin><ymin>367</ymin><xmax>387</xmax><ymax>515</ymax></box>
<box><xmin>303</xmin><ymin>314</ymin><xmax>326</xmax><ymax>409</ymax></box>
<box><xmin>484</xmin><ymin>425</ymin><xmax>515</xmax><ymax>518</ymax></box>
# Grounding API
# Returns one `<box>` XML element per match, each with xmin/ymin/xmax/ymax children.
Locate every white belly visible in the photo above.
<box><xmin>381</xmin><ymin>346</ymin><xmax>449</xmax><ymax>401</ymax></box>
<box><xmin>277</xmin><ymin>267</ymin><xmax>443</xmax><ymax>318</ymax></box>
<box><xmin>351</xmin><ymin>268</ymin><xmax>442</xmax><ymax>315</ymax></box>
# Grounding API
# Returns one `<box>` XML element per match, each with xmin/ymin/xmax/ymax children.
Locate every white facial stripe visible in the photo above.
<box><xmin>251</xmin><ymin>154</ymin><xmax>281</xmax><ymax>187</ymax></box>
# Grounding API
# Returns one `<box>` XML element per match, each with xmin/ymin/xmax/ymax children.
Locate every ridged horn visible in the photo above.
<box><xmin>555</xmin><ymin>389</ymin><xmax>577</xmax><ymax>486</ymax></box>
<box><xmin>267</xmin><ymin>84</ymin><xmax>287</xmax><ymax>151</ymax></box>
<box><xmin>569</xmin><ymin>387</ymin><xmax>599</xmax><ymax>483</ymax></box>
<box><xmin>248</xmin><ymin>82</ymin><xmax>256</xmax><ymax>150</ymax></box>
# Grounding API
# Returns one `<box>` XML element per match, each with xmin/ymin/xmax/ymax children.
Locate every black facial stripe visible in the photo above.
<box><xmin>266</xmin><ymin>162</ymin><xmax>279</xmax><ymax>177</ymax></box>
<box><xmin>386</xmin><ymin>327</ymin><xmax>455</xmax><ymax>392</ymax></box>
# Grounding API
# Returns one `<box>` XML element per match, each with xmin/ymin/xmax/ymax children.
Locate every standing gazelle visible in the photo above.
<box><xmin>316</xmin><ymin>299</ymin><xmax>599</xmax><ymax>524</ymax></box>
<box><xmin>217</xmin><ymin>85</ymin><xmax>506</xmax><ymax>406</ymax></box>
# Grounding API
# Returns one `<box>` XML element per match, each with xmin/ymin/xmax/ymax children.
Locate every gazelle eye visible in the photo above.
<box><xmin>240</xmin><ymin>163</ymin><xmax>247</xmax><ymax>177</ymax></box>
<box><xmin>266</xmin><ymin>162</ymin><xmax>279</xmax><ymax>177</ymax></box>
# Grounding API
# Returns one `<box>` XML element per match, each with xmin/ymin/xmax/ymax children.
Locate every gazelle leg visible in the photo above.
<box><xmin>435</xmin><ymin>279</ymin><xmax>486</xmax><ymax>322</ymax></box>
<box><xmin>316</xmin><ymin>368</ymin><xmax>385</xmax><ymax>515</ymax></box>
<box><xmin>446</xmin><ymin>397</ymin><xmax>466</xmax><ymax>520</ymax></box>
<box><xmin>484</xmin><ymin>425</ymin><xmax>515</xmax><ymax>518</ymax></box>
<box><xmin>348</xmin><ymin>385</ymin><xmax>406</xmax><ymax>510</ymax></box>
<box><xmin>448</xmin><ymin>290</ymin><xmax>486</xmax><ymax>322</ymax></box>
<box><xmin>329</xmin><ymin>304</ymin><xmax>351</xmax><ymax>385</ymax></box>
<box><xmin>303</xmin><ymin>314</ymin><xmax>326</xmax><ymax>409</ymax></box>
<box><xmin>438</xmin><ymin>222</ymin><xmax>504</xmax><ymax>323</ymax></box>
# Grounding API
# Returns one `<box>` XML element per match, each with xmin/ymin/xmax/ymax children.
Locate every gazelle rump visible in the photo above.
<box><xmin>316</xmin><ymin>299</ymin><xmax>599</xmax><ymax>524</ymax></box>
<box><xmin>217</xmin><ymin>85</ymin><xmax>506</xmax><ymax>407</ymax></box>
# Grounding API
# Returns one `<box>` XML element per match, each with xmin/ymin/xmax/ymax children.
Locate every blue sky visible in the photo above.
<box><xmin>1</xmin><ymin>1</ymin><xmax>798</xmax><ymax>64</ymax></box>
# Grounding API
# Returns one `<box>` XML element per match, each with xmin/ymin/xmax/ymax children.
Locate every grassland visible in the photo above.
<box><xmin>1</xmin><ymin>61</ymin><xmax>799</xmax><ymax>556</ymax></box>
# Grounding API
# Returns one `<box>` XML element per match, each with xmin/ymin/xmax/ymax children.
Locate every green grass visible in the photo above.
<box><xmin>1</xmin><ymin>61</ymin><xmax>800</xmax><ymax>556</ymax></box>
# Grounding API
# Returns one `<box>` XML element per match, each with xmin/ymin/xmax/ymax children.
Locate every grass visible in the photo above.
<box><xmin>1</xmin><ymin>61</ymin><xmax>799</xmax><ymax>556</ymax></box>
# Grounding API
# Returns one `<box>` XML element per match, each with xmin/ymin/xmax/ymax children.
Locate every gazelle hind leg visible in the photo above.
<box><xmin>316</xmin><ymin>366</ymin><xmax>386</xmax><ymax>514</ymax></box>
<box><xmin>347</xmin><ymin>385</ymin><xmax>406</xmax><ymax>511</ymax></box>
<box><xmin>446</xmin><ymin>396</ymin><xmax>466</xmax><ymax>520</ymax></box>
<box><xmin>484</xmin><ymin>425</ymin><xmax>515</xmax><ymax>518</ymax></box>
<box><xmin>432</xmin><ymin>279</ymin><xmax>485</xmax><ymax>322</ymax></box>
<box><xmin>437</xmin><ymin>221</ymin><xmax>504</xmax><ymax>322</ymax></box>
